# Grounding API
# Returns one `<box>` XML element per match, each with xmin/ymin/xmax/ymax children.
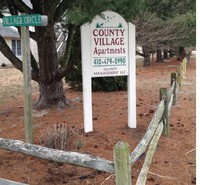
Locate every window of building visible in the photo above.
<box><xmin>12</xmin><ymin>40</ymin><xmax>21</xmax><ymax>56</ymax></box>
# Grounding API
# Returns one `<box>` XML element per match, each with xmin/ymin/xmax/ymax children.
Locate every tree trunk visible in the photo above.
<box><xmin>33</xmin><ymin>24</ymin><xmax>69</xmax><ymax>109</ymax></box>
<box><xmin>163</xmin><ymin>49</ymin><xmax>169</xmax><ymax>59</ymax></box>
<box><xmin>34</xmin><ymin>80</ymin><xmax>68</xmax><ymax>109</ymax></box>
<box><xmin>143</xmin><ymin>56</ymin><xmax>151</xmax><ymax>67</ymax></box>
<box><xmin>156</xmin><ymin>49</ymin><xmax>163</xmax><ymax>63</ymax></box>
<box><xmin>169</xmin><ymin>49</ymin><xmax>174</xmax><ymax>57</ymax></box>
<box><xmin>179</xmin><ymin>46</ymin><xmax>186</xmax><ymax>61</ymax></box>
<box><xmin>142</xmin><ymin>46</ymin><xmax>151</xmax><ymax>67</ymax></box>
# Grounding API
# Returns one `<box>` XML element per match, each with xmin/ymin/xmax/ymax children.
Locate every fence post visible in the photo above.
<box><xmin>181</xmin><ymin>61</ymin><xmax>186</xmax><ymax>78</ymax></box>
<box><xmin>114</xmin><ymin>141</ymin><xmax>132</xmax><ymax>185</ymax></box>
<box><xmin>183</xmin><ymin>58</ymin><xmax>187</xmax><ymax>75</ymax></box>
<box><xmin>180</xmin><ymin>62</ymin><xmax>184</xmax><ymax>78</ymax></box>
<box><xmin>171</xmin><ymin>73</ymin><xmax>177</xmax><ymax>105</ymax></box>
<box><xmin>160</xmin><ymin>88</ymin><xmax>169</xmax><ymax>136</ymax></box>
<box><xmin>177</xmin><ymin>66</ymin><xmax>182</xmax><ymax>91</ymax></box>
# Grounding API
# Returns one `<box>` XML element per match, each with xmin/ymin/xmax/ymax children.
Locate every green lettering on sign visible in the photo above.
<box><xmin>2</xmin><ymin>14</ymin><xmax>48</xmax><ymax>27</ymax></box>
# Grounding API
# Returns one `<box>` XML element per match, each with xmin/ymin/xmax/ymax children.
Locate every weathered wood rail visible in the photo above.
<box><xmin>0</xmin><ymin>58</ymin><xmax>187</xmax><ymax>185</ymax></box>
<box><xmin>0</xmin><ymin>178</ymin><xmax>28</xmax><ymax>185</ymax></box>
<box><xmin>130</xmin><ymin>100</ymin><xmax>165</xmax><ymax>165</ymax></box>
<box><xmin>0</xmin><ymin>138</ymin><xmax>114</xmax><ymax>173</ymax></box>
<box><xmin>136</xmin><ymin>121</ymin><xmax>164</xmax><ymax>184</ymax></box>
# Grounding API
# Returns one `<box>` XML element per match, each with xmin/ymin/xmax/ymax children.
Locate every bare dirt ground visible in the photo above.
<box><xmin>0</xmin><ymin>57</ymin><xmax>196</xmax><ymax>185</ymax></box>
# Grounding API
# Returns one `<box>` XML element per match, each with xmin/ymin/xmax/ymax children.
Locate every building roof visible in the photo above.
<box><xmin>0</xmin><ymin>23</ymin><xmax>20</xmax><ymax>38</ymax></box>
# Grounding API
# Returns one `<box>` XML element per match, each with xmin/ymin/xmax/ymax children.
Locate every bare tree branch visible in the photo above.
<box><xmin>133</xmin><ymin>11</ymin><xmax>194</xmax><ymax>50</ymax></box>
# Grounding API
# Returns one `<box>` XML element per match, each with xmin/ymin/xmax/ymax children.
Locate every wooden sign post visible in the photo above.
<box><xmin>21</xmin><ymin>26</ymin><xmax>33</xmax><ymax>143</ymax></box>
<box><xmin>3</xmin><ymin>14</ymin><xmax>48</xmax><ymax>143</ymax></box>
<box><xmin>81</xmin><ymin>10</ymin><xmax>136</xmax><ymax>132</ymax></box>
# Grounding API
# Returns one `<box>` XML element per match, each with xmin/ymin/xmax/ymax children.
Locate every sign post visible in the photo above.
<box><xmin>21</xmin><ymin>26</ymin><xmax>33</xmax><ymax>143</ymax></box>
<box><xmin>3</xmin><ymin>14</ymin><xmax>48</xmax><ymax>143</ymax></box>
<box><xmin>81</xmin><ymin>10</ymin><xmax>136</xmax><ymax>133</ymax></box>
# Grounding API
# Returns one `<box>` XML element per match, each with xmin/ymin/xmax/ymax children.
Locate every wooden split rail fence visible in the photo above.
<box><xmin>0</xmin><ymin>58</ymin><xmax>188</xmax><ymax>185</ymax></box>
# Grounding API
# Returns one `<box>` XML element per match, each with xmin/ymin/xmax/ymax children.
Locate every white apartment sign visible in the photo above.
<box><xmin>81</xmin><ymin>10</ymin><xmax>136</xmax><ymax>132</ymax></box>
<box><xmin>91</xmin><ymin>13</ymin><xmax>129</xmax><ymax>77</ymax></box>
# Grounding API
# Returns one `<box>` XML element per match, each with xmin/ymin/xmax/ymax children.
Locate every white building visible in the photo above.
<box><xmin>0</xmin><ymin>23</ymin><xmax>38</xmax><ymax>66</ymax></box>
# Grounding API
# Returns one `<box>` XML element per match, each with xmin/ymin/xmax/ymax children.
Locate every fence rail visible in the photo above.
<box><xmin>0</xmin><ymin>58</ymin><xmax>188</xmax><ymax>185</ymax></box>
<box><xmin>136</xmin><ymin>121</ymin><xmax>164</xmax><ymax>185</ymax></box>
<box><xmin>130</xmin><ymin>100</ymin><xmax>165</xmax><ymax>165</ymax></box>
<box><xmin>0</xmin><ymin>137</ymin><xmax>114</xmax><ymax>173</ymax></box>
<box><xmin>0</xmin><ymin>178</ymin><xmax>28</xmax><ymax>185</ymax></box>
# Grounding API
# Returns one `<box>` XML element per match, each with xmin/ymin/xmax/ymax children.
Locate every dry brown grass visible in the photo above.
<box><xmin>0</xmin><ymin>67</ymin><xmax>39</xmax><ymax>104</ymax></box>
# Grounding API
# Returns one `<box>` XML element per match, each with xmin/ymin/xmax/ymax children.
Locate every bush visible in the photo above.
<box><xmin>40</xmin><ymin>123</ymin><xmax>83</xmax><ymax>151</ymax></box>
<box><xmin>92</xmin><ymin>76</ymin><xmax>127</xmax><ymax>92</ymax></box>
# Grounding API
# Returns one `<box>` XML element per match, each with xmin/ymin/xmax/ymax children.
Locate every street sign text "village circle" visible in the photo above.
<box><xmin>2</xmin><ymin>14</ymin><xmax>48</xmax><ymax>27</ymax></box>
